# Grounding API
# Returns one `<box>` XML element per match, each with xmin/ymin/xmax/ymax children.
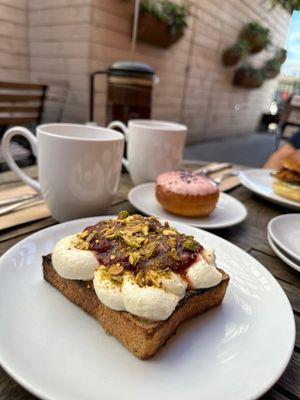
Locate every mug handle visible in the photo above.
<box><xmin>107</xmin><ymin>121</ymin><xmax>129</xmax><ymax>171</ymax></box>
<box><xmin>2</xmin><ymin>126</ymin><xmax>42</xmax><ymax>193</ymax></box>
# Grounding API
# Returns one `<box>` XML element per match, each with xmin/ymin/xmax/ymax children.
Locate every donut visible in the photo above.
<box><xmin>156</xmin><ymin>171</ymin><xmax>219</xmax><ymax>217</ymax></box>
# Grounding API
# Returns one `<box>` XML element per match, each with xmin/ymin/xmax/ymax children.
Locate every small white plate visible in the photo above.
<box><xmin>268</xmin><ymin>233</ymin><xmax>300</xmax><ymax>273</ymax></box>
<box><xmin>239</xmin><ymin>169</ymin><xmax>300</xmax><ymax>210</ymax></box>
<box><xmin>128</xmin><ymin>183</ymin><xmax>247</xmax><ymax>229</ymax></box>
<box><xmin>0</xmin><ymin>216</ymin><xmax>295</xmax><ymax>400</ymax></box>
<box><xmin>268</xmin><ymin>214</ymin><xmax>300</xmax><ymax>262</ymax></box>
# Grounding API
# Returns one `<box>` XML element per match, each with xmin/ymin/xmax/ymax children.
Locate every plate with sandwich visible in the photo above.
<box><xmin>0</xmin><ymin>213</ymin><xmax>295</xmax><ymax>400</ymax></box>
<box><xmin>239</xmin><ymin>152</ymin><xmax>300</xmax><ymax>210</ymax></box>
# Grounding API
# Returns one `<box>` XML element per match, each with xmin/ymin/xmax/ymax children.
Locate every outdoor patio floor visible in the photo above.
<box><xmin>184</xmin><ymin>132</ymin><xmax>277</xmax><ymax>167</ymax></box>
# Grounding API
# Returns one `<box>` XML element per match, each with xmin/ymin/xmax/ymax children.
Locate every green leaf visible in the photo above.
<box><xmin>140</xmin><ymin>0</ymin><xmax>190</xmax><ymax>35</ymax></box>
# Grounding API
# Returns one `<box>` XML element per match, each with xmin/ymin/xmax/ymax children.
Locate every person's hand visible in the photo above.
<box><xmin>263</xmin><ymin>143</ymin><xmax>296</xmax><ymax>170</ymax></box>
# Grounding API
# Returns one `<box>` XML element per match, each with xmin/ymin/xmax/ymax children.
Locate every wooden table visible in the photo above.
<box><xmin>0</xmin><ymin>164</ymin><xmax>299</xmax><ymax>400</ymax></box>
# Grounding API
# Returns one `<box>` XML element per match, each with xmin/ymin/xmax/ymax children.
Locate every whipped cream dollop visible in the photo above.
<box><xmin>52</xmin><ymin>235</ymin><xmax>98</xmax><ymax>280</ymax></box>
<box><xmin>52</xmin><ymin>233</ymin><xmax>222</xmax><ymax>321</ymax></box>
<box><xmin>94</xmin><ymin>269</ymin><xmax>186</xmax><ymax>321</ymax></box>
<box><xmin>186</xmin><ymin>249</ymin><xmax>222</xmax><ymax>289</ymax></box>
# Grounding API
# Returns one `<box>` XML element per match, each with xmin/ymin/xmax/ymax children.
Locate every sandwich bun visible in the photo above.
<box><xmin>283</xmin><ymin>151</ymin><xmax>300</xmax><ymax>173</ymax></box>
<box><xmin>273</xmin><ymin>179</ymin><xmax>300</xmax><ymax>202</ymax></box>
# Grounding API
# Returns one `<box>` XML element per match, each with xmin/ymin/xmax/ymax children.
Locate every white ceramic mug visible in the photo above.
<box><xmin>2</xmin><ymin>123</ymin><xmax>124</xmax><ymax>221</ymax></box>
<box><xmin>107</xmin><ymin>119</ymin><xmax>187</xmax><ymax>185</ymax></box>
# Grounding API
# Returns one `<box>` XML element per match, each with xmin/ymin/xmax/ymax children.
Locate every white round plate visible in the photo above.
<box><xmin>239</xmin><ymin>169</ymin><xmax>300</xmax><ymax>210</ymax></box>
<box><xmin>268</xmin><ymin>214</ymin><xmax>300</xmax><ymax>262</ymax></box>
<box><xmin>268</xmin><ymin>233</ymin><xmax>300</xmax><ymax>273</ymax></box>
<box><xmin>0</xmin><ymin>216</ymin><xmax>295</xmax><ymax>400</ymax></box>
<box><xmin>128</xmin><ymin>183</ymin><xmax>247</xmax><ymax>229</ymax></box>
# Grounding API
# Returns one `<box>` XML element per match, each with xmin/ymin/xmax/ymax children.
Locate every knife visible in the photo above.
<box><xmin>194</xmin><ymin>162</ymin><xmax>232</xmax><ymax>176</ymax></box>
<box><xmin>0</xmin><ymin>197</ymin><xmax>42</xmax><ymax>216</ymax></box>
<box><xmin>0</xmin><ymin>193</ymin><xmax>38</xmax><ymax>207</ymax></box>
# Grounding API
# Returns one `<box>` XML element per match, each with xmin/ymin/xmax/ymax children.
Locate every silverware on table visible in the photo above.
<box><xmin>0</xmin><ymin>193</ymin><xmax>38</xmax><ymax>207</ymax></box>
<box><xmin>194</xmin><ymin>162</ymin><xmax>232</xmax><ymax>176</ymax></box>
<box><xmin>212</xmin><ymin>171</ymin><xmax>239</xmax><ymax>185</ymax></box>
<box><xmin>0</xmin><ymin>197</ymin><xmax>42</xmax><ymax>216</ymax></box>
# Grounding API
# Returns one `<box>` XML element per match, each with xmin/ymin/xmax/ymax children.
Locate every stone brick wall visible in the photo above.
<box><xmin>89</xmin><ymin>0</ymin><xmax>290</xmax><ymax>141</ymax></box>
<box><xmin>0</xmin><ymin>0</ymin><xmax>290</xmax><ymax>141</ymax></box>
<box><xmin>184</xmin><ymin>0</ymin><xmax>290</xmax><ymax>141</ymax></box>
<box><xmin>0</xmin><ymin>0</ymin><xmax>29</xmax><ymax>81</ymax></box>
<box><xmin>28</xmin><ymin>0</ymin><xmax>91</xmax><ymax>122</ymax></box>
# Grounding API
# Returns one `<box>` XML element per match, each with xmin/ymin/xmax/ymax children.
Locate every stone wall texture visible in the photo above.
<box><xmin>0</xmin><ymin>0</ymin><xmax>29</xmax><ymax>80</ymax></box>
<box><xmin>1</xmin><ymin>0</ymin><xmax>291</xmax><ymax>142</ymax></box>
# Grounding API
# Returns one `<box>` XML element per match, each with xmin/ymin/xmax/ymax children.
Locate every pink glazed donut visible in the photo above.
<box><xmin>156</xmin><ymin>171</ymin><xmax>219</xmax><ymax>217</ymax></box>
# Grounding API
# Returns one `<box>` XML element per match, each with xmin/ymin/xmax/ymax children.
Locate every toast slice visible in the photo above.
<box><xmin>43</xmin><ymin>254</ymin><xmax>229</xmax><ymax>359</ymax></box>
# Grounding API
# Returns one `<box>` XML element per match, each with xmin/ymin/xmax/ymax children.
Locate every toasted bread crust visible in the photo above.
<box><xmin>43</xmin><ymin>254</ymin><xmax>229</xmax><ymax>359</ymax></box>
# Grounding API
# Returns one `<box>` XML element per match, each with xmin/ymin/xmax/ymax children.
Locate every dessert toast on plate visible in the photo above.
<box><xmin>43</xmin><ymin>213</ymin><xmax>229</xmax><ymax>359</ymax></box>
<box><xmin>43</xmin><ymin>256</ymin><xmax>229</xmax><ymax>359</ymax></box>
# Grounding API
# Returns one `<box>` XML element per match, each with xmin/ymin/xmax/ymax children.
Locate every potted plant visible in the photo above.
<box><xmin>222</xmin><ymin>40</ymin><xmax>251</xmax><ymax>67</ymax></box>
<box><xmin>263</xmin><ymin>59</ymin><xmax>282</xmax><ymax>79</ymax></box>
<box><xmin>239</xmin><ymin>22</ymin><xmax>270</xmax><ymax>53</ymax></box>
<box><xmin>263</xmin><ymin>48</ymin><xmax>287</xmax><ymax>79</ymax></box>
<box><xmin>276</xmin><ymin>48</ymin><xmax>287</xmax><ymax>63</ymax></box>
<box><xmin>137</xmin><ymin>0</ymin><xmax>189</xmax><ymax>48</ymax></box>
<box><xmin>233</xmin><ymin>64</ymin><xmax>265</xmax><ymax>88</ymax></box>
<box><xmin>270</xmin><ymin>0</ymin><xmax>300</xmax><ymax>12</ymax></box>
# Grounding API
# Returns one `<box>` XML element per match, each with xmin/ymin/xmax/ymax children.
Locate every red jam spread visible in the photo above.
<box><xmin>74</xmin><ymin>212</ymin><xmax>202</xmax><ymax>276</ymax></box>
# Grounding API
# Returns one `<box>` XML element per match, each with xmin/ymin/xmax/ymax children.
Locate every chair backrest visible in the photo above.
<box><xmin>38</xmin><ymin>79</ymin><xmax>69</xmax><ymax>123</ymax></box>
<box><xmin>0</xmin><ymin>81</ymin><xmax>47</xmax><ymax>129</ymax></box>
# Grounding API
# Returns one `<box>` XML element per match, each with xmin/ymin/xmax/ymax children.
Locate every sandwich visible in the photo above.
<box><xmin>43</xmin><ymin>212</ymin><xmax>229</xmax><ymax>359</ymax></box>
<box><xmin>273</xmin><ymin>151</ymin><xmax>300</xmax><ymax>203</ymax></box>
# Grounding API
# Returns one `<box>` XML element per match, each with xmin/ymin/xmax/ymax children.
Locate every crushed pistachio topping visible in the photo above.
<box><xmin>118</xmin><ymin>210</ymin><xmax>129</xmax><ymax>219</ymax></box>
<box><xmin>134</xmin><ymin>269</ymin><xmax>171</xmax><ymax>288</ymax></box>
<box><xmin>129</xmin><ymin>251</ymin><xmax>141</xmax><ymax>266</ymax></box>
<box><xmin>162</xmin><ymin>228</ymin><xmax>176</xmax><ymax>235</ymax></box>
<box><xmin>80</xmin><ymin>230</ymin><xmax>89</xmax><ymax>239</ymax></box>
<box><xmin>183</xmin><ymin>237</ymin><xmax>196</xmax><ymax>251</ymax></box>
<box><xmin>108</xmin><ymin>263</ymin><xmax>124</xmax><ymax>275</ymax></box>
<box><xmin>98</xmin><ymin>266</ymin><xmax>124</xmax><ymax>286</ymax></box>
<box><xmin>74</xmin><ymin>211</ymin><xmax>202</xmax><ymax>288</ymax></box>
<box><xmin>72</xmin><ymin>236</ymin><xmax>89</xmax><ymax>250</ymax></box>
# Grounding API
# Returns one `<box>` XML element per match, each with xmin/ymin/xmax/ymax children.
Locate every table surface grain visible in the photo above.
<box><xmin>0</xmin><ymin>163</ymin><xmax>299</xmax><ymax>400</ymax></box>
